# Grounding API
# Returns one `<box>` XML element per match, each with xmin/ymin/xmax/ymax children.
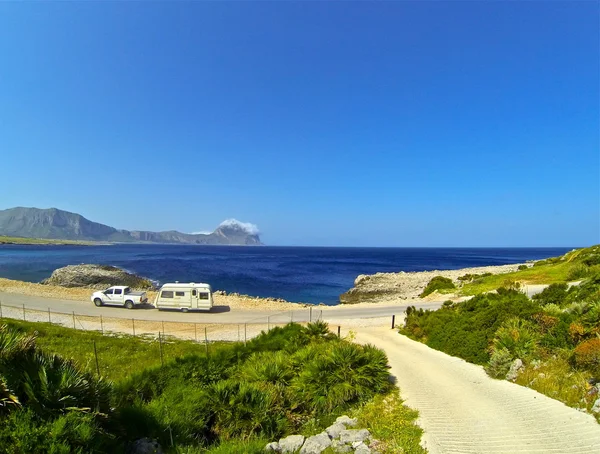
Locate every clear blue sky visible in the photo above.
<box><xmin>0</xmin><ymin>1</ymin><xmax>598</xmax><ymax>247</ymax></box>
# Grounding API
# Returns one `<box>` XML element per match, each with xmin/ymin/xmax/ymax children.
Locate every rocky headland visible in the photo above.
<box><xmin>40</xmin><ymin>264</ymin><xmax>156</xmax><ymax>290</ymax></box>
<box><xmin>339</xmin><ymin>263</ymin><xmax>529</xmax><ymax>304</ymax></box>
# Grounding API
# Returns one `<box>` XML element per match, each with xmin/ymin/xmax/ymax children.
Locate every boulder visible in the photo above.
<box><xmin>265</xmin><ymin>441</ymin><xmax>281</xmax><ymax>452</ymax></box>
<box><xmin>41</xmin><ymin>264</ymin><xmax>155</xmax><ymax>290</ymax></box>
<box><xmin>325</xmin><ymin>422</ymin><xmax>346</xmax><ymax>439</ymax></box>
<box><xmin>354</xmin><ymin>443</ymin><xmax>371</xmax><ymax>454</ymax></box>
<box><xmin>279</xmin><ymin>435</ymin><xmax>305</xmax><ymax>453</ymax></box>
<box><xmin>505</xmin><ymin>358</ymin><xmax>524</xmax><ymax>381</ymax></box>
<box><xmin>335</xmin><ymin>415</ymin><xmax>358</xmax><ymax>427</ymax></box>
<box><xmin>339</xmin><ymin>429</ymin><xmax>370</xmax><ymax>444</ymax></box>
<box><xmin>300</xmin><ymin>432</ymin><xmax>332</xmax><ymax>454</ymax></box>
<box><xmin>127</xmin><ymin>438</ymin><xmax>163</xmax><ymax>454</ymax></box>
<box><xmin>592</xmin><ymin>398</ymin><xmax>600</xmax><ymax>414</ymax></box>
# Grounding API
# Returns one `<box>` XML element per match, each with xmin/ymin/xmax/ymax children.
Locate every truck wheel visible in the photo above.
<box><xmin>93</xmin><ymin>298</ymin><xmax>103</xmax><ymax>307</ymax></box>
<box><xmin>125</xmin><ymin>300</ymin><xmax>134</xmax><ymax>310</ymax></box>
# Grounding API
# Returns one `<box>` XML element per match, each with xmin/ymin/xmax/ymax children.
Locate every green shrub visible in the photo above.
<box><xmin>402</xmin><ymin>289</ymin><xmax>540</xmax><ymax>364</ymax></box>
<box><xmin>533</xmin><ymin>283</ymin><xmax>569</xmax><ymax>307</ymax></box>
<box><xmin>485</xmin><ymin>347</ymin><xmax>514</xmax><ymax>379</ymax></box>
<box><xmin>491</xmin><ymin>318</ymin><xmax>539</xmax><ymax>360</ymax></box>
<box><xmin>291</xmin><ymin>342</ymin><xmax>391</xmax><ymax>414</ymax></box>
<box><xmin>420</xmin><ymin>276</ymin><xmax>456</xmax><ymax>298</ymax></box>
<box><xmin>0</xmin><ymin>410</ymin><xmax>117</xmax><ymax>453</ymax></box>
<box><xmin>518</xmin><ymin>265</ymin><xmax>528</xmax><ymax>271</ymax></box>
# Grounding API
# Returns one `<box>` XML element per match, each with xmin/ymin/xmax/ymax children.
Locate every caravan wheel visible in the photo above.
<box><xmin>181</xmin><ymin>308</ymin><xmax>189</xmax><ymax>313</ymax></box>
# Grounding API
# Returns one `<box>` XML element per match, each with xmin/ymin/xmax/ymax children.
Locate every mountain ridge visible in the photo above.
<box><xmin>0</xmin><ymin>207</ymin><xmax>262</xmax><ymax>245</ymax></box>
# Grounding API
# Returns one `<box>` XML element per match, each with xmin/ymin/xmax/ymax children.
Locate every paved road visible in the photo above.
<box><xmin>0</xmin><ymin>291</ymin><xmax>442</xmax><ymax>324</ymax></box>
<box><xmin>354</xmin><ymin>327</ymin><xmax>600</xmax><ymax>454</ymax></box>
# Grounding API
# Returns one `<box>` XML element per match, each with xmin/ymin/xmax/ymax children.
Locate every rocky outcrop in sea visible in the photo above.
<box><xmin>40</xmin><ymin>264</ymin><xmax>156</xmax><ymax>290</ymax></box>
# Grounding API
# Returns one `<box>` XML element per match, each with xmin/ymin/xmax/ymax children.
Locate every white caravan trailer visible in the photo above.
<box><xmin>154</xmin><ymin>283</ymin><xmax>213</xmax><ymax>312</ymax></box>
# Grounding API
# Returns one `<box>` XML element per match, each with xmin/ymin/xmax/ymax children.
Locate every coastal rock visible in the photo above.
<box><xmin>506</xmin><ymin>359</ymin><xmax>524</xmax><ymax>381</ymax></box>
<box><xmin>40</xmin><ymin>264</ymin><xmax>155</xmax><ymax>290</ymax></box>
<box><xmin>127</xmin><ymin>438</ymin><xmax>163</xmax><ymax>454</ymax></box>
<box><xmin>299</xmin><ymin>432</ymin><xmax>331</xmax><ymax>454</ymax></box>
<box><xmin>339</xmin><ymin>429</ymin><xmax>370</xmax><ymax>444</ymax></box>
<box><xmin>279</xmin><ymin>435</ymin><xmax>305</xmax><ymax>453</ymax></box>
<box><xmin>354</xmin><ymin>442</ymin><xmax>371</xmax><ymax>454</ymax></box>
<box><xmin>339</xmin><ymin>263</ymin><xmax>528</xmax><ymax>304</ymax></box>
<box><xmin>265</xmin><ymin>441</ymin><xmax>281</xmax><ymax>452</ymax></box>
<box><xmin>335</xmin><ymin>415</ymin><xmax>358</xmax><ymax>427</ymax></box>
<box><xmin>325</xmin><ymin>422</ymin><xmax>347</xmax><ymax>439</ymax></box>
<box><xmin>592</xmin><ymin>398</ymin><xmax>600</xmax><ymax>414</ymax></box>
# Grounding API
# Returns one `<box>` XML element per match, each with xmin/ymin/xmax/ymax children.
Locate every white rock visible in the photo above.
<box><xmin>279</xmin><ymin>435</ymin><xmax>305</xmax><ymax>453</ymax></box>
<box><xmin>325</xmin><ymin>423</ymin><xmax>346</xmax><ymax>439</ymax></box>
<box><xmin>339</xmin><ymin>429</ymin><xmax>370</xmax><ymax>444</ymax></box>
<box><xmin>300</xmin><ymin>432</ymin><xmax>332</xmax><ymax>454</ymax></box>
<box><xmin>506</xmin><ymin>358</ymin><xmax>524</xmax><ymax>381</ymax></box>
<box><xmin>592</xmin><ymin>398</ymin><xmax>600</xmax><ymax>414</ymax></box>
<box><xmin>335</xmin><ymin>415</ymin><xmax>358</xmax><ymax>427</ymax></box>
<box><xmin>265</xmin><ymin>441</ymin><xmax>281</xmax><ymax>452</ymax></box>
<box><xmin>330</xmin><ymin>439</ymin><xmax>352</xmax><ymax>453</ymax></box>
<box><xmin>354</xmin><ymin>442</ymin><xmax>371</xmax><ymax>454</ymax></box>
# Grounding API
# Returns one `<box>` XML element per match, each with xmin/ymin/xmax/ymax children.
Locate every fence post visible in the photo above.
<box><xmin>244</xmin><ymin>323</ymin><xmax>247</xmax><ymax>347</ymax></box>
<box><xmin>195</xmin><ymin>323</ymin><xmax>198</xmax><ymax>342</ymax></box>
<box><xmin>158</xmin><ymin>332</ymin><xmax>164</xmax><ymax>366</ymax></box>
<box><xmin>72</xmin><ymin>311</ymin><xmax>76</xmax><ymax>330</ymax></box>
<box><xmin>204</xmin><ymin>327</ymin><xmax>208</xmax><ymax>356</ymax></box>
<box><xmin>391</xmin><ymin>315</ymin><xmax>396</xmax><ymax>329</ymax></box>
<box><xmin>132</xmin><ymin>318</ymin><xmax>136</xmax><ymax>337</ymax></box>
<box><xmin>291</xmin><ymin>311</ymin><xmax>293</xmax><ymax>323</ymax></box>
<box><xmin>93</xmin><ymin>340</ymin><xmax>100</xmax><ymax>377</ymax></box>
<box><xmin>309</xmin><ymin>306</ymin><xmax>312</xmax><ymax>322</ymax></box>
<box><xmin>0</xmin><ymin>298</ymin><xmax>3</xmax><ymax>319</ymax></box>
<box><xmin>238</xmin><ymin>324</ymin><xmax>240</xmax><ymax>342</ymax></box>
<box><xmin>267</xmin><ymin>316</ymin><xmax>270</xmax><ymax>332</ymax></box>
<box><xmin>162</xmin><ymin>321</ymin><xmax>165</xmax><ymax>336</ymax></box>
<box><xmin>337</xmin><ymin>326</ymin><xmax>341</xmax><ymax>338</ymax></box>
<box><xmin>48</xmin><ymin>307</ymin><xmax>51</xmax><ymax>324</ymax></box>
<box><xmin>100</xmin><ymin>315</ymin><xmax>104</xmax><ymax>335</ymax></box>
<box><xmin>23</xmin><ymin>304</ymin><xmax>26</xmax><ymax>321</ymax></box>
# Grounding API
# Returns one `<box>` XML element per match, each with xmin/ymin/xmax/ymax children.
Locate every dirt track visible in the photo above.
<box><xmin>354</xmin><ymin>327</ymin><xmax>600</xmax><ymax>454</ymax></box>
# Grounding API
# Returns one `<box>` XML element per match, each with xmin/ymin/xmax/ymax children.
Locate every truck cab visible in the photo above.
<box><xmin>91</xmin><ymin>286</ymin><xmax>148</xmax><ymax>309</ymax></box>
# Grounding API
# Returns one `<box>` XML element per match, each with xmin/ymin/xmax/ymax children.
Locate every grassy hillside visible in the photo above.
<box><xmin>0</xmin><ymin>235</ymin><xmax>98</xmax><ymax>245</ymax></box>
<box><xmin>0</xmin><ymin>320</ymin><xmax>424</xmax><ymax>453</ymax></box>
<box><xmin>458</xmin><ymin>245</ymin><xmax>600</xmax><ymax>295</ymax></box>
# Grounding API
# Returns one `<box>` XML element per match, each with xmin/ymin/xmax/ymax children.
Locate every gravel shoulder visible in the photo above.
<box><xmin>353</xmin><ymin>326</ymin><xmax>600</xmax><ymax>454</ymax></box>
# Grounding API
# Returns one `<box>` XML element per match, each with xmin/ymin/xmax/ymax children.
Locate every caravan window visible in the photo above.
<box><xmin>161</xmin><ymin>291</ymin><xmax>174</xmax><ymax>299</ymax></box>
<box><xmin>192</xmin><ymin>289</ymin><xmax>197</xmax><ymax>296</ymax></box>
<box><xmin>199</xmin><ymin>292</ymin><xmax>209</xmax><ymax>300</ymax></box>
<box><xmin>175</xmin><ymin>291</ymin><xmax>185</xmax><ymax>297</ymax></box>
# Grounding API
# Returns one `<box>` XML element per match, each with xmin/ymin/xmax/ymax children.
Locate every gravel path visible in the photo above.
<box><xmin>354</xmin><ymin>327</ymin><xmax>600</xmax><ymax>454</ymax></box>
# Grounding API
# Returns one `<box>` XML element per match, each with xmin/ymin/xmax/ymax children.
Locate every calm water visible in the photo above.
<box><xmin>0</xmin><ymin>245</ymin><xmax>573</xmax><ymax>305</ymax></box>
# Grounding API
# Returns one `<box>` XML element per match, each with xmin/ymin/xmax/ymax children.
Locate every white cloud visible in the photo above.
<box><xmin>219</xmin><ymin>219</ymin><xmax>260</xmax><ymax>235</ymax></box>
<box><xmin>190</xmin><ymin>231</ymin><xmax>212</xmax><ymax>235</ymax></box>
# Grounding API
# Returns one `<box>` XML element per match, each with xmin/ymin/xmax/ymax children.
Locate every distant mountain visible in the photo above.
<box><xmin>0</xmin><ymin>207</ymin><xmax>263</xmax><ymax>245</ymax></box>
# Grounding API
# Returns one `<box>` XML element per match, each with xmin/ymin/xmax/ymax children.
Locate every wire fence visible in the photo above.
<box><xmin>0</xmin><ymin>299</ymin><xmax>324</xmax><ymax>345</ymax></box>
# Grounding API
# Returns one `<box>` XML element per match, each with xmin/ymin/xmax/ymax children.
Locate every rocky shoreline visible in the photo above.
<box><xmin>339</xmin><ymin>262</ymin><xmax>531</xmax><ymax>304</ymax></box>
<box><xmin>40</xmin><ymin>264</ymin><xmax>156</xmax><ymax>290</ymax></box>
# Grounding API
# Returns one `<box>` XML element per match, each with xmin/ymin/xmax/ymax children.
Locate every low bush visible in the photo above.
<box><xmin>572</xmin><ymin>338</ymin><xmax>600</xmax><ymax>376</ymax></box>
<box><xmin>485</xmin><ymin>347</ymin><xmax>514</xmax><ymax>379</ymax></box>
<box><xmin>420</xmin><ymin>276</ymin><xmax>456</xmax><ymax>297</ymax></box>
<box><xmin>567</xmin><ymin>264</ymin><xmax>590</xmax><ymax>281</ymax></box>
<box><xmin>533</xmin><ymin>283</ymin><xmax>569</xmax><ymax>307</ymax></box>
<box><xmin>491</xmin><ymin>318</ymin><xmax>539</xmax><ymax>360</ymax></box>
<box><xmin>518</xmin><ymin>265</ymin><xmax>528</xmax><ymax>271</ymax></box>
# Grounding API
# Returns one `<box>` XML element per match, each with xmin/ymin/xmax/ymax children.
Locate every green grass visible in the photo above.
<box><xmin>0</xmin><ymin>235</ymin><xmax>98</xmax><ymax>245</ymax></box>
<box><xmin>0</xmin><ymin>319</ymin><xmax>212</xmax><ymax>382</ymax></box>
<box><xmin>349</xmin><ymin>389</ymin><xmax>425</xmax><ymax>454</ymax></box>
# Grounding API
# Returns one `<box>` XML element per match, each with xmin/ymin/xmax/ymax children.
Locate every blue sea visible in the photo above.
<box><xmin>0</xmin><ymin>245</ymin><xmax>573</xmax><ymax>305</ymax></box>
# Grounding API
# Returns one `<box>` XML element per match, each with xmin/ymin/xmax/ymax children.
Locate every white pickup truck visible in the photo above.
<box><xmin>91</xmin><ymin>286</ymin><xmax>148</xmax><ymax>309</ymax></box>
